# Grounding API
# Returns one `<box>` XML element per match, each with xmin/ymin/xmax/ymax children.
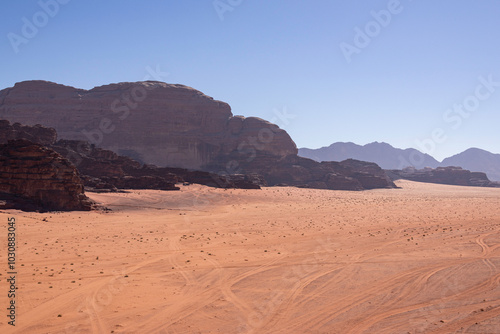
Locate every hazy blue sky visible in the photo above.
<box><xmin>1</xmin><ymin>0</ymin><xmax>499</xmax><ymax>160</ymax></box>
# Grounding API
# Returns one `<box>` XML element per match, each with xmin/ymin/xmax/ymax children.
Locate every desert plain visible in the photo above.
<box><xmin>1</xmin><ymin>180</ymin><xmax>500</xmax><ymax>334</ymax></box>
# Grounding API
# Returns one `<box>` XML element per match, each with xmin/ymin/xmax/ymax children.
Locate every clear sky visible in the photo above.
<box><xmin>1</xmin><ymin>0</ymin><xmax>499</xmax><ymax>160</ymax></box>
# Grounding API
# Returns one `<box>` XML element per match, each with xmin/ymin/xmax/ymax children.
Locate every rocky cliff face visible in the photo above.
<box><xmin>0</xmin><ymin>139</ymin><xmax>92</xmax><ymax>211</ymax></box>
<box><xmin>386</xmin><ymin>166</ymin><xmax>500</xmax><ymax>188</ymax></box>
<box><xmin>0</xmin><ymin>81</ymin><xmax>297</xmax><ymax>170</ymax></box>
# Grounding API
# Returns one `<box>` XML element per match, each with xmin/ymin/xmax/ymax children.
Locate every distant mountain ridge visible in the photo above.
<box><xmin>299</xmin><ymin>142</ymin><xmax>440</xmax><ymax>170</ymax></box>
<box><xmin>299</xmin><ymin>142</ymin><xmax>500</xmax><ymax>181</ymax></box>
<box><xmin>442</xmin><ymin>148</ymin><xmax>500</xmax><ymax>182</ymax></box>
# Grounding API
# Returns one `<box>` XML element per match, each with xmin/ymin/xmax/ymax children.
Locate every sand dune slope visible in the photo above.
<box><xmin>1</xmin><ymin>181</ymin><xmax>500</xmax><ymax>333</ymax></box>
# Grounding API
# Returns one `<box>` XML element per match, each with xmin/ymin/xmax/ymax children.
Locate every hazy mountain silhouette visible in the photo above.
<box><xmin>441</xmin><ymin>148</ymin><xmax>500</xmax><ymax>181</ymax></box>
<box><xmin>299</xmin><ymin>142</ymin><xmax>500</xmax><ymax>181</ymax></box>
<box><xmin>298</xmin><ymin>142</ymin><xmax>440</xmax><ymax>170</ymax></box>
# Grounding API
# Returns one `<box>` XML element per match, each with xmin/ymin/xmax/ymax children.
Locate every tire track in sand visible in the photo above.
<box><xmin>14</xmin><ymin>244</ymin><xmax>184</xmax><ymax>333</ymax></box>
<box><xmin>129</xmin><ymin>257</ymin><xmax>283</xmax><ymax>333</ymax></box>
<box><xmin>346</xmin><ymin>236</ymin><xmax>500</xmax><ymax>334</ymax></box>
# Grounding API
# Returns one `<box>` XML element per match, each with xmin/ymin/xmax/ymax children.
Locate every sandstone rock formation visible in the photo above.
<box><xmin>0</xmin><ymin>81</ymin><xmax>297</xmax><ymax>170</ymax></box>
<box><xmin>386</xmin><ymin>166</ymin><xmax>500</xmax><ymax>188</ymax></box>
<box><xmin>0</xmin><ymin>139</ymin><xmax>92</xmax><ymax>211</ymax></box>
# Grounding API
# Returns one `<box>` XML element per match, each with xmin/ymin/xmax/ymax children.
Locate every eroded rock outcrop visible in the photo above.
<box><xmin>0</xmin><ymin>139</ymin><xmax>92</xmax><ymax>211</ymax></box>
<box><xmin>386</xmin><ymin>166</ymin><xmax>500</xmax><ymax>188</ymax></box>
